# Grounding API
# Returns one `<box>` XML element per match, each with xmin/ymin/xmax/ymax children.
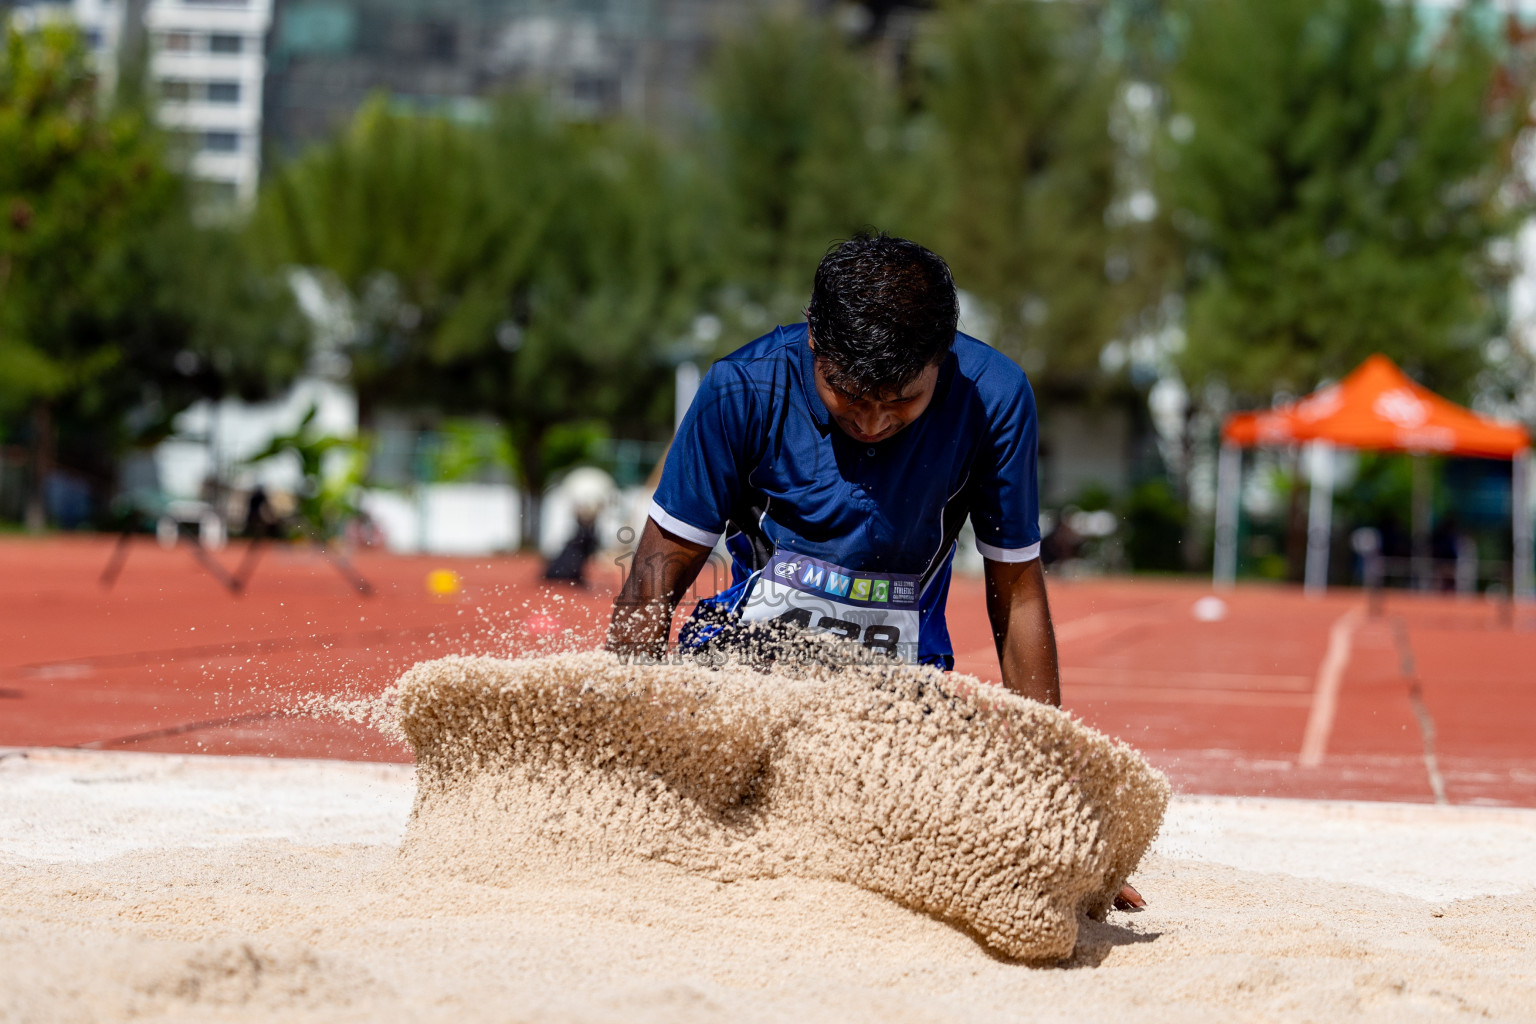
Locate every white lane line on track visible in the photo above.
<box><xmin>1298</xmin><ymin>606</ymin><xmax>1364</xmax><ymax>768</ymax></box>
<box><xmin>1390</xmin><ymin>616</ymin><xmax>1449</xmax><ymax>805</ymax></box>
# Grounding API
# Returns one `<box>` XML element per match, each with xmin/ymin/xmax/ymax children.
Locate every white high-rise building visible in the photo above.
<box><xmin>8</xmin><ymin>0</ymin><xmax>271</xmax><ymax>206</ymax></box>
<box><xmin>145</xmin><ymin>0</ymin><xmax>272</xmax><ymax>205</ymax></box>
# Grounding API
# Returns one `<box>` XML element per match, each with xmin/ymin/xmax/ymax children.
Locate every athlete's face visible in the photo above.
<box><xmin>810</xmin><ymin>342</ymin><xmax>942</xmax><ymax>445</ymax></box>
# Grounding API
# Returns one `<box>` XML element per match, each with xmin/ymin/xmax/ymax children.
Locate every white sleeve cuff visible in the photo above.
<box><xmin>976</xmin><ymin>538</ymin><xmax>1041</xmax><ymax>563</ymax></box>
<box><xmin>648</xmin><ymin>500</ymin><xmax>722</xmax><ymax>547</ymax></box>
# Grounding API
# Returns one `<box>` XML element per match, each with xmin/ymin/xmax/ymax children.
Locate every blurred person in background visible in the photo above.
<box><xmin>544</xmin><ymin>509</ymin><xmax>600</xmax><ymax>585</ymax></box>
<box><xmin>544</xmin><ymin>468</ymin><xmax>617</xmax><ymax>585</ymax></box>
<box><xmin>243</xmin><ymin>485</ymin><xmax>282</xmax><ymax>540</ymax></box>
<box><xmin>1041</xmin><ymin>508</ymin><xmax>1084</xmax><ymax>568</ymax></box>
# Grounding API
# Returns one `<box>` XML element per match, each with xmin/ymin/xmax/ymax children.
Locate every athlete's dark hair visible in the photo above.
<box><xmin>806</xmin><ymin>232</ymin><xmax>959</xmax><ymax>398</ymax></box>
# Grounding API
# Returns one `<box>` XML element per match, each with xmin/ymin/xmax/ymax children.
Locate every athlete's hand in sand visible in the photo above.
<box><xmin>608</xmin><ymin>520</ymin><xmax>714</xmax><ymax>659</ymax></box>
<box><xmin>1114</xmin><ymin>883</ymin><xmax>1145</xmax><ymax>911</ymax></box>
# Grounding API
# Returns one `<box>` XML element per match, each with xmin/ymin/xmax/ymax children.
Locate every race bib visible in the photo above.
<box><xmin>739</xmin><ymin>549</ymin><xmax>921</xmax><ymax>663</ymax></box>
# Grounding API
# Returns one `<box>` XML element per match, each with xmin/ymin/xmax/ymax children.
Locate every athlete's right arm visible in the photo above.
<box><xmin>605</xmin><ymin>518</ymin><xmax>715</xmax><ymax>659</ymax></box>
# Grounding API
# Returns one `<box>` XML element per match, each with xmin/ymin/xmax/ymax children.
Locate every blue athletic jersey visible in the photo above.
<box><xmin>652</xmin><ymin>323</ymin><xmax>1041</xmax><ymax>667</ymax></box>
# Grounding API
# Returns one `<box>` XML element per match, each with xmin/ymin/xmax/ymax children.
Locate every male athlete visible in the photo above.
<box><xmin>607</xmin><ymin>232</ymin><xmax>1143</xmax><ymax>908</ymax></box>
<box><xmin>609</xmin><ymin>232</ymin><xmax>1056</xmax><ymax>693</ymax></box>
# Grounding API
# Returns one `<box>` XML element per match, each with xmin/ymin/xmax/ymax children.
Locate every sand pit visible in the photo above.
<box><xmin>3</xmin><ymin>749</ymin><xmax>1536</xmax><ymax>1022</ymax></box>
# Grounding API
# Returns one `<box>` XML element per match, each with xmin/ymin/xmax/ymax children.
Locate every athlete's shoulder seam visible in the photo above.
<box><xmin>954</xmin><ymin>335</ymin><xmax>1028</xmax><ymax>380</ymax></box>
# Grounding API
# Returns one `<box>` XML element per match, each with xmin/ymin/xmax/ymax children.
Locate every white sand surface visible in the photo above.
<box><xmin>3</xmin><ymin>746</ymin><xmax>1534</xmax><ymax>1022</ymax></box>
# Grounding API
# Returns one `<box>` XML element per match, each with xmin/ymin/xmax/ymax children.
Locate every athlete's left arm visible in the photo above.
<box><xmin>983</xmin><ymin>557</ymin><xmax>1061</xmax><ymax>707</ymax></box>
<box><xmin>985</xmin><ymin>556</ymin><xmax>1147</xmax><ymax>910</ymax></box>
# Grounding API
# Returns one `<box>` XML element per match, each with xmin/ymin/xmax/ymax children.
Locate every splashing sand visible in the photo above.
<box><xmin>395</xmin><ymin>649</ymin><xmax>1169</xmax><ymax>961</ymax></box>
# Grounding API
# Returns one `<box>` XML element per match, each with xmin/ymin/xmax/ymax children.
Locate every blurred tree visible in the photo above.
<box><xmin>437</xmin><ymin>115</ymin><xmax>709</xmax><ymax>541</ymax></box>
<box><xmin>903</xmin><ymin>0</ymin><xmax>1161</xmax><ymax>388</ymax></box>
<box><xmin>428</xmin><ymin>419</ymin><xmax>516</xmax><ymax>484</ymax></box>
<box><xmin>0</xmin><ymin>25</ymin><xmax>173</xmax><ymax>527</ymax></box>
<box><xmin>251</xmin><ymin>98</ymin><xmax>537</xmax><ymax>417</ymax></box>
<box><xmin>703</xmin><ymin>14</ymin><xmax>899</xmax><ymax>325</ymax></box>
<box><xmin>254</xmin><ymin>99</ymin><xmax>709</xmax><ymax>544</ymax></box>
<box><xmin>1120</xmin><ymin>477</ymin><xmax>1188</xmax><ymax>571</ymax></box>
<box><xmin>1164</xmin><ymin>0</ymin><xmax>1532</xmax><ymax>402</ymax></box>
<box><xmin>0</xmin><ymin>25</ymin><xmax>304</xmax><ymax>529</ymax></box>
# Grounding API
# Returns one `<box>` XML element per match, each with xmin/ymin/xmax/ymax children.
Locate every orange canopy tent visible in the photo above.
<box><xmin>1212</xmin><ymin>355</ymin><xmax>1533</xmax><ymax>598</ymax></box>
<box><xmin>1223</xmin><ymin>354</ymin><xmax>1529</xmax><ymax>457</ymax></box>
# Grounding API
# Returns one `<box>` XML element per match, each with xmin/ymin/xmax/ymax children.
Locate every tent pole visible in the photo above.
<box><xmin>1411</xmin><ymin>453</ymin><xmax>1431</xmax><ymax>592</ymax></box>
<box><xmin>1515</xmin><ymin>448</ymin><xmax>1533</xmax><ymax>603</ymax></box>
<box><xmin>1213</xmin><ymin>441</ymin><xmax>1241</xmax><ymax>590</ymax></box>
<box><xmin>1304</xmin><ymin>441</ymin><xmax>1334</xmax><ymax>598</ymax></box>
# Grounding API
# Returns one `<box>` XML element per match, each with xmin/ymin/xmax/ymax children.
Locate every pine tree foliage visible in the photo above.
<box><xmin>1165</xmin><ymin>0</ymin><xmax>1531</xmax><ymax>402</ymax></box>
<box><xmin>906</xmin><ymin>0</ymin><xmax>1146</xmax><ymax>386</ymax></box>
<box><xmin>703</xmin><ymin>15</ymin><xmax>899</xmax><ymax>324</ymax></box>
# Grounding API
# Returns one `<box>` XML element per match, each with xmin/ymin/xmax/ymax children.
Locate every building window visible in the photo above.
<box><xmin>163</xmin><ymin>31</ymin><xmax>194</xmax><ymax>50</ymax></box>
<box><xmin>208</xmin><ymin>33</ymin><xmax>243</xmax><ymax>53</ymax></box>
<box><xmin>207</xmin><ymin>81</ymin><xmax>241</xmax><ymax>103</ymax></box>
<box><xmin>160</xmin><ymin>79</ymin><xmax>193</xmax><ymax>101</ymax></box>
<box><xmin>203</xmin><ymin>131</ymin><xmax>240</xmax><ymax>152</ymax></box>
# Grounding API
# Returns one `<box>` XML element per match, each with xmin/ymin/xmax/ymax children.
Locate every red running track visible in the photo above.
<box><xmin>2</xmin><ymin>536</ymin><xmax>1533</xmax><ymax>806</ymax></box>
